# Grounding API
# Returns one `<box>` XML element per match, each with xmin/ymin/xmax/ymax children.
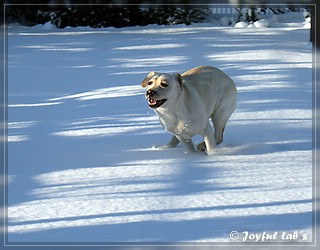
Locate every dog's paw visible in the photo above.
<box><xmin>206</xmin><ymin>149</ymin><xmax>216</xmax><ymax>156</ymax></box>
<box><xmin>197</xmin><ymin>142</ymin><xmax>216</xmax><ymax>156</ymax></box>
<box><xmin>196</xmin><ymin>141</ymin><xmax>206</xmax><ymax>152</ymax></box>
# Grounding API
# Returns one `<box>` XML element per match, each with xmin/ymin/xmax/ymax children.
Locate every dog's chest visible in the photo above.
<box><xmin>157</xmin><ymin>112</ymin><xmax>195</xmax><ymax>139</ymax></box>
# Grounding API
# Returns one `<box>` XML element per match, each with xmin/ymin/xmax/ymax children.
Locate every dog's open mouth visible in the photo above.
<box><xmin>148</xmin><ymin>98</ymin><xmax>167</xmax><ymax>109</ymax></box>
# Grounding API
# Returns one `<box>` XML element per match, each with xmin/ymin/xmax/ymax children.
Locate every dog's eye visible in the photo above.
<box><xmin>148</xmin><ymin>81</ymin><xmax>153</xmax><ymax>85</ymax></box>
<box><xmin>160</xmin><ymin>82</ymin><xmax>168</xmax><ymax>88</ymax></box>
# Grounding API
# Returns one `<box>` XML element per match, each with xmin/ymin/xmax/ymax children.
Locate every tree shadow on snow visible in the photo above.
<box><xmin>8</xmin><ymin>210</ymin><xmax>312</xmax><ymax>243</ymax></box>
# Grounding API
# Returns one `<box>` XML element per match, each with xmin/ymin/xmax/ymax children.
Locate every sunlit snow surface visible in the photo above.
<box><xmin>7</xmin><ymin>13</ymin><xmax>313</xmax><ymax>243</ymax></box>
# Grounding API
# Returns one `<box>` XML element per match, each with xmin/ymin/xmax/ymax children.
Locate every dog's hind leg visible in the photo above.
<box><xmin>196</xmin><ymin>122</ymin><xmax>216</xmax><ymax>154</ymax></box>
<box><xmin>201</xmin><ymin>122</ymin><xmax>216</xmax><ymax>152</ymax></box>
<box><xmin>211</xmin><ymin>97</ymin><xmax>236</xmax><ymax>145</ymax></box>
<box><xmin>211</xmin><ymin>112</ymin><xmax>230</xmax><ymax>145</ymax></box>
<box><xmin>213</xmin><ymin>121</ymin><xmax>226</xmax><ymax>145</ymax></box>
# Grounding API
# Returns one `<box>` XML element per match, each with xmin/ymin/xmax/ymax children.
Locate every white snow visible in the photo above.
<box><xmin>253</xmin><ymin>19</ymin><xmax>270</xmax><ymax>28</ymax></box>
<box><xmin>7</xmin><ymin>12</ymin><xmax>313</xmax><ymax>244</ymax></box>
<box><xmin>235</xmin><ymin>21</ymin><xmax>248</xmax><ymax>28</ymax></box>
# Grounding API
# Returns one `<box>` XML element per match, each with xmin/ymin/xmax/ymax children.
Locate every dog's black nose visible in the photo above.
<box><xmin>147</xmin><ymin>89</ymin><xmax>156</xmax><ymax>97</ymax></box>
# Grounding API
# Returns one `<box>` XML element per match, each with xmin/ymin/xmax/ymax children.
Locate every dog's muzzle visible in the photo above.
<box><xmin>146</xmin><ymin>89</ymin><xmax>167</xmax><ymax>109</ymax></box>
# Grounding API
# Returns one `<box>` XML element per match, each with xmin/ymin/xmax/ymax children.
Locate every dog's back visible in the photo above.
<box><xmin>182</xmin><ymin>66</ymin><xmax>216</xmax><ymax>76</ymax></box>
<box><xmin>182</xmin><ymin>66</ymin><xmax>235</xmax><ymax>89</ymax></box>
<box><xmin>181</xmin><ymin>66</ymin><xmax>236</xmax><ymax>110</ymax></box>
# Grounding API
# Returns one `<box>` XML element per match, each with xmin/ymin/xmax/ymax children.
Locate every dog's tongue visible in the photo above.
<box><xmin>149</xmin><ymin>99</ymin><xmax>157</xmax><ymax>105</ymax></box>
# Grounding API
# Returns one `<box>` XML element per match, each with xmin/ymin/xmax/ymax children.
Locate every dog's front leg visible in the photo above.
<box><xmin>176</xmin><ymin>136</ymin><xmax>196</xmax><ymax>152</ymax></box>
<box><xmin>201</xmin><ymin>122</ymin><xmax>216</xmax><ymax>153</ymax></box>
<box><xmin>155</xmin><ymin>135</ymin><xmax>180</xmax><ymax>150</ymax></box>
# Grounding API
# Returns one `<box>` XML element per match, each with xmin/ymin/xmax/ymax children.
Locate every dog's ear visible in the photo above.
<box><xmin>141</xmin><ymin>71</ymin><xmax>156</xmax><ymax>88</ymax></box>
<box><xmin>175</xmin><ymin>73</ymin><xmax>183</xmax><ymax>89</ymax></box>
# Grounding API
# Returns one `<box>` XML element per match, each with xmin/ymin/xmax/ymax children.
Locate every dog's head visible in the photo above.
<box><xmin>141</xmin><ymin>71</ymin><xmax>183</xmax><ymax>109</ymax></box>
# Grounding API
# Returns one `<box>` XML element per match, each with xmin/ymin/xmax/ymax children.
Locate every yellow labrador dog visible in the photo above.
<box><xmin>141</xmin><ymin>66</ymin><xmax>237</xmax><ymax>154</ymax></box>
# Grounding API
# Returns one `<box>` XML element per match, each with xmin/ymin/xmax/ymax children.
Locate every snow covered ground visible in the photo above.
<box><xmin>6</xmin><ymin>12</ymin><xmax>314</xmax><ymax>245</ymax></box>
